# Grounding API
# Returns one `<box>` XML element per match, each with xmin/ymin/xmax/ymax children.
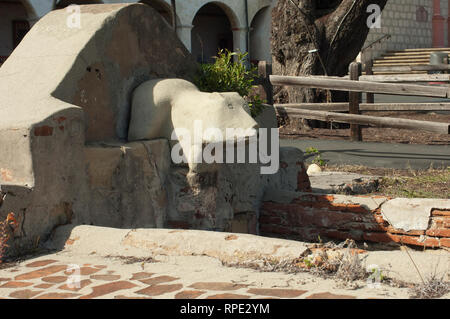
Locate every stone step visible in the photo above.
<box><xmin>373</xmin><ymin>59</ymin><xmax>430</xmax><ymax>64</ymax></box>
<box><xmin>307</xmin><ymin>171</ymin><xmax>380</xmax><ymax>195</ymax></box>
<box><xmin>387</xmin><ymin>47</ymin><xmax>450</xmax><ymax>53</ymax></box>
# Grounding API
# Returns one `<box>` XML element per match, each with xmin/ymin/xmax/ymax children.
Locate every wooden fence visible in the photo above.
<box><xmin>257</xmin><ymin>61</ymin><xmax>450</xmax><ymax>141</ymax></box>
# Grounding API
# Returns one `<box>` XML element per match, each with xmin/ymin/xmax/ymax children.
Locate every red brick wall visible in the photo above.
<box><xmin>260</xmin><ymin>194</ymin><xmax>450</xmax><ymax>249</ymax></box>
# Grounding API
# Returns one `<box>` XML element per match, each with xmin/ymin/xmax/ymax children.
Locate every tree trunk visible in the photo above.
<box><xmin>271</xmin><ymin>0</ymin><xmax>388</xmax><ymax>103</ymax></box>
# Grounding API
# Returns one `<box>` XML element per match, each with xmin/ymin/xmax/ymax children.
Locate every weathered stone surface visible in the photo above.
<box><xmin>90</xmin><ymin>275</ymin><xmax>121</xmax><ymax>281</ymax></box>
<box><xmin>165</xmin><ymin>146</ymin><xmax>307</xmax><ymax>233</ymax></box>
<box><xmin>247</xmin><ymin>288</ymin><xmax>307</xmax><ymax>298</ymax></box>
<box><xmin>0</xmin><ymin>3</ymin><xmax>315</xmax><ymax>259</ymax></box>
<box><xmin>15</xmin><ymin>265</ymin><xmax>67</xmax><ymax>281</ymax></box>
<box><xmin>308</xmin><ymin>172</ymin><xmax>380</xmax><ymax>195</ymax></box>
<box><xmin>175</xmin><ymin>290</ymin><xmax>205</xmax><ymax>299</ymax></box>
<box><xmin>58</xmin><ymin>279</ymin><xmax>92</xmax><ymax>292</ymax></box>
<box><xmin>114</xmin><ymin>295</ymin><xmax>152</xmax><ymax>299</ymax></box>
<box><xmin>136</xmin><ymin>284</ymin><xmax>183</xmax><ymax>297</ymax></box>
<box><xmin>307</xmin><ymin>164</ymin><xmax>322</xmax><ymax>175</ymax></box>
<box><xmin>68</xmin><ymin>267</ymin><xmax>100</xmax><ymax>276</ymax></box>
<box><xmin>267</xmin><ymin>147</ymin><xmax>307</xmax><ymax>192</ymax></box>
<box><xmin>34</xmin><ymin>283</ymin><xmax>54</xmax><ymax>289</ymax></box>
<box><xmin>25</xmin><ymin>260</ymin><xmax>58</xmax><ymax>268</ymax></box>
<box><xmin>130</xmin><ymin>272</ymin><xmax>154</xmax><ymax>281</ymax></box>
<box><xmin>139</xmin><ymin>276</ymin><xmax>179</xmax><ymax>285</ymax></box>
<box><xmin>80</xmin><ymin>281</ymin><xmax>137</xmax><ymax>299</ymax></box>
<box><xmin>189</xmin><ymin>282</ymin><xmax>247</xmax><ymax>291</ymax></box>
<box><xmin>81</xmin><ymin>140</ymin><xmax>170</xmax><ymax>229</ymax></box>
<box><xmin>9</xmin><ymin>289</ymin><xmax>42</xmax><ymax>299</ymax></box>
<box><xmin>48</xmin><ymin>226</ymin><xmax>310</xmax><ymax>265</ymax></box>
<box><xmin>0</xmin><ymin>3</ymin><xmax>196</xmax><ymax>257</ymax></box>
<box><xmin>261</xmin><ymin>191</ymin><xmax>450</xmax><ymax>248</ymax></box>
<box><xmin>306</xmin><ymin>292</ymin><xmax>356</xmax><ymax>299</ymax></box>
<box><xmin>0</xmin><ymin>281</ymin><xmax>33</xmax><ymax>288</ymax></box>
<box><xmin>35</xmin><ymin>292</ymin><xmax>81</xmax><ymax>299</ymax></box>
<box><xmin>206</xmin><ymin>293</ymin><xmax>250</xmax><ymax>299</ymax></box>
<box><xmin>381</xmin><ymin>198</ymin><xmax>450</xmax><ymax>232</ymax></box>
<box><xmin>42</xmin><ymin>276</ymin><xmax>68</xmax><ymax>284</ymax></box>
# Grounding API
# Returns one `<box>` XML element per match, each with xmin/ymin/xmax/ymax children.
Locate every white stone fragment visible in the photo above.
<box><xmin>381</xmin><ymin>198</ymin><xmax>450</xmax><ymax>232</ymax></box>
<box><xmin>307</xmin><ymin>164</ymin><xmax>322</xmax><ymax>175</ymax></box>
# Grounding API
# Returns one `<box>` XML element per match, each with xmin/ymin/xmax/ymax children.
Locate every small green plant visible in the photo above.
<box><xmin>194</xmin><ymin>49</ymin><xmax>266</xmax><ymax>118</ymax></box>
<box><xmin>303</xmin><ymin>257</ymin><xmax>313</xmax><ymax>269</ymax></box>
<box><xmin>305</xmin><ymin>147</ymin><xmax>327</xmax><ymax>167</ymax></box>
<box><xmin>368</xmin><ymin>265</ymin><xmax>386</xmax><ymax>282</ymax></box>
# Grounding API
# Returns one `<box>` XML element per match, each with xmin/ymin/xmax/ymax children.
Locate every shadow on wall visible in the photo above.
<box><xmin>0</xmin><ymin>3</ymin><xmax>197</xmax><ymax>257</ymax></box>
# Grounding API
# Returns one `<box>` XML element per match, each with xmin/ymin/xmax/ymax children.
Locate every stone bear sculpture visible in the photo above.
<box><xmin>128</xmin><ymin>79</ymin><xmax>258</xmax><ymax>173</ymax></box>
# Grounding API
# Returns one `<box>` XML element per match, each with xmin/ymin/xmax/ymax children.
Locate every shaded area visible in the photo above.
<box><xmin>191</xmin><ymin>3</ymin><xmax>233</xmax><ymax>64</ymax></box>
<box><xmin>281</xmin><ymin>139</ymin><xmax>450</xmax><ymax>170</ymax></box>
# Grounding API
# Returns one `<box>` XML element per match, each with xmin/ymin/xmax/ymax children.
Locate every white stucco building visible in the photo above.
<box><xmin>0</xmin><ymin>0</ymin><xmax>274</xmax><ymax>65</ymax></box>
<box><xmin>1</xmin><ymin>0</ymin><xmax>450</xmax><ymax>66</ymax></box>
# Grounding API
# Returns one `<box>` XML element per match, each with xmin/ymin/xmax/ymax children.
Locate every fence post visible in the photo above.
<box><xmin>349</xmin><ymin>62</ymin><xmax>362</xmax><ymax>141</ymax></box>
<box><xmin>258</xmin><ymin>61</ymin><xmax>273</xmax><ymax>105</ymax></box>
<box><xmin>365</xmin><ymin>59</ymin><xmax>375</xmax><ymax>103</ymax></box>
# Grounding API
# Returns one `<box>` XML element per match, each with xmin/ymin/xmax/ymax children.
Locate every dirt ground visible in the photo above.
<box><xmin>324</xmin><ymin>165</ymin><xmax>450</xmax><ymax>199</ymax></box>
<box><xmin>280</xmin><ymin>112</ymin><xmax>450</xmax><ymax>145</ymax></box>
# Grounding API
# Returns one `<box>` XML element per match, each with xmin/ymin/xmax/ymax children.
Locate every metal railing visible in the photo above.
<box><xmin>361</xmin><ymin>34</ymin><xmax>391</xmax><ymax>53</ymax></box>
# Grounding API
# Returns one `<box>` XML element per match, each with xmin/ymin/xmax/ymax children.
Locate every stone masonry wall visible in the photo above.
<box><xmin>261</xmin><ymin>192</ymin><xmax>450</xmax><ymax>249</ymax></box>
<box><xmin>363</xmin><ymin>0</ymin><xmax>436</xmax><ymax>60</ymax></box>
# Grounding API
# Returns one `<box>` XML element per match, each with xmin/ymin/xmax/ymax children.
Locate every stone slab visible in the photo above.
<box><xmin>308</xmin><ymin>172</ymin><xmax>380</xmax><ymax>195</ymax></box>
<box><xmin>381</xmin><ymin>198</ymin><xmax>450</xmax><ymax>232</ymax></box>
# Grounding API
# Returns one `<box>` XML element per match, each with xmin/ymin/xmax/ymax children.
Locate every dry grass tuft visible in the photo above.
<box><xmin>408</xmin><ymin>260</ymin><xmax>449</xmax><ymax>300</ymax></box>
<box><xmin>324</xmin><ymin>165</ymin><xmax>450</xmax><ymax>199</ymax></box>
<box><xmin>334</xmin><ymin>249</ymin><xmax>367</xmax><ymax>283</ymax></box>
<box><xmin>0</xmin><ymin>212</ymin><xmax>18</xmax><ymax>263</ymax></box>
<box><xmin>105</xmin><ymin>255</ymin><xmax>158</xmax><ymax>264</ymax></box>
<box><xmin>409</xmin><ymin>273</ymin><xmax>449</xmax><ymax>299</ymax></box>
<box><xmin>223</xmin><ymin>239</ymin><xmax>370</xmax><ymax>287</ymax></box>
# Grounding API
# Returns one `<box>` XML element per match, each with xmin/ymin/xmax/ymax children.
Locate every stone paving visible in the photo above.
<box><xmin>0</xmin><ymin>226</ymin><xmax>448</xmax><ymax>300</ymax></box>
<box><xmin>0</xmin><ymin>252</ymin><xmax>426</xmax><ymax>300</ymax></box>
<box><xmin>0</xmin><ymin>257</ymin><xmax>346</xmax><ymax>299</ymax></box>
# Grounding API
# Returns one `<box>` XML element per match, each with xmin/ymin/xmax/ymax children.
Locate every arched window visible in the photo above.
<box><xmin>249</xmin><ymin>6</ymin><xmax>271</xmax><ymax>65</ymax></box>
<box><xmin>416</xmin><ymin>6</ymin><xmax>428</xmax><ymax>23</ymax></box>
<box><xmin>191</xmin><ymin>3</ymin><xmax>236</xmax><ymax>64</ymax></box>
<box><xmin>0</xmin><ymin>0</ymin><xmax>30</xmax><ymax>65</ymax></box>
<box><xmin>139</xmin><ymin>0</ymin><xmax>173</xmax><ymax>26</ymax></box>
<box><xmin>54</xmin><ymin>0</ymin><xmax>103</xmax><ymax>9</ymax></box>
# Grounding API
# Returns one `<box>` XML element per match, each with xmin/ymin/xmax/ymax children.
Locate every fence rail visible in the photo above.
<box><xmin>370</xmin><ymin>63</ymin><xmax>450</xmax><ymax>73</ymax></box>
<box><xmin>276</xmin><ymin>106</ymin><xmax>449</xmax><ymax>135</ymax></box>
<box><xmin>269</xmin><ymin>74</ymin><xmax>450</xmax><ymax>98</ymax></box>
<box><xmin>359</xmin><ymin>74</ymin><xmax>450</xmax><ymax>82</ymax></box>
<box><xmin>276</xmin><ymin>103</ymin><xmax>450</xmax><ymax>112</ymax></box>
<box><xmin>260</xmin><ymin>60</ymin><xmax>450</xmax><ymax>141</ymax></box>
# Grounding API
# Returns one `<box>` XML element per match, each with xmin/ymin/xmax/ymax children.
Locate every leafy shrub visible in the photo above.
<box><xmin>305</xmin><ymin>147</ymin><xmax>327</xmax><ymax>167</ymax></box>
<box><xmin>194</xmin><ymin>49</ymin><xmax>266</xmax><ymax>118</ymax></box>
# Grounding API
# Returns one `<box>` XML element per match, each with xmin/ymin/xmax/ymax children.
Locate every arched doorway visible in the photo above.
<box><xmin>54</xmin><ymin>0</ymin><xmax>103</xmax><ymax>9</ymax></box>
<box><xmin>249</xmin><ymin>6</ymin><xmax>271</xmax><ymax>65</ymax></box>
<box><xmin>0</xmin><ymin>0</ymin><xmax>31</xmax><ymax>65</ymax></box>
<box><xmin>139</xmin><ymin>0</ymin><xmax>173</xmax><ymax>26</ymax></box>
<box><xmin>191</xmin><ymin>3</ymin><xmax>235</xmax><ymax>64</ymax></box>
